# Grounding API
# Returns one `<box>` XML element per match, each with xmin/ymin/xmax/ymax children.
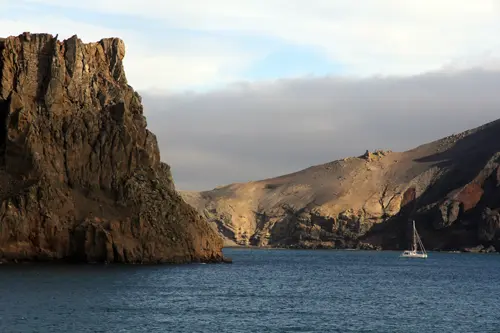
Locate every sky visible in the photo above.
<box><xmin>1</xmin><ymin>1</ymin><xmax>500</xmax><ymax>190</ymax></box>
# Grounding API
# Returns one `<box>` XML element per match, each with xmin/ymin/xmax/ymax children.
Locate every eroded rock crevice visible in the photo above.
<box><xmin>0</xmin><ymin>98</ymin><xmax>8</xmax><ymax>168</ymax></box>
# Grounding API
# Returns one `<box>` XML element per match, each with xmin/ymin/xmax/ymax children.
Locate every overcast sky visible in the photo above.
<box><xmin>1</xmin><ymin>1</ymin><xmax>500</xmax><ymax>190</ymax></box>
<box><xmin>144</xmin><ymin>70</ymin><xmax>500</xmax><ymax>190</ymax></box>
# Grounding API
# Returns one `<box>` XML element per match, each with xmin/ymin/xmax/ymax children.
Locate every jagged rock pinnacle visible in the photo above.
<box><xmin>0</xmin><ymin>33</ymin><xmax>223</xmax><ymax>263</ymax></box>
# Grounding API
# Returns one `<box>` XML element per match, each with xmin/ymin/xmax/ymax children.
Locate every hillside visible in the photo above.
<box><xmin>182</xmin><ymin>118</ymin><xmax>500</xmax><ymax>252</ymax></box>
<box><xmin>0</xmin><ymin>33</ymin><xmax>223</xmax><ymax>263</ymax></box>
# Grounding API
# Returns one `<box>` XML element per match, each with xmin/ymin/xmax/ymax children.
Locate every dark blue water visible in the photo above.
<box><xmin>0</xmin><ymin>249</ymin><xmax>499</xmax><ymax>333</ymax></box>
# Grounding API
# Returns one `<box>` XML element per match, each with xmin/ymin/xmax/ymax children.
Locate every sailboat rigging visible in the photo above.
<box><xmin>400</xmin><ymin>220</ymin><xmax>428</xmax><ymax>258</ymax></box>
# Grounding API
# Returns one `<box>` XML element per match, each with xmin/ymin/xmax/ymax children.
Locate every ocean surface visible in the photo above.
<box><xmin>0</xmin><ymin>249</ymin><xmax>499</xmax><ymax>333</ymax></box>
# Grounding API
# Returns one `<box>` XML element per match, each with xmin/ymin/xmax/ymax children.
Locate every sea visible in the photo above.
<box><xmin>0</xmin><ymin>248</ymin><xmax>499</xmax><ymax>333</ymax></box>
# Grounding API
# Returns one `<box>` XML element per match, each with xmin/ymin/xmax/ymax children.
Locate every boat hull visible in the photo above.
<box><xmin>400</xmin><ymin>251</ymin><xmax>428</xmax><ymax>258</ymax></box>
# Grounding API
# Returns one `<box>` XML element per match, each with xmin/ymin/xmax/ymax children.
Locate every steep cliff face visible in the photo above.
<box><xmin>0</xmin><ymin>32</ymin><xmax>223</xmax><ymax>263</ymax></box>
<box><xmin>183</xmin><ymin>119</ymin><xmax>500</xmax><ymax>253</ymax></box>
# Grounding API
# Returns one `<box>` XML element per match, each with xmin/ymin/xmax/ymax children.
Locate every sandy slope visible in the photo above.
<box><xmin>182</xmin><ymin>118</ymin><xmax>500</xmax><ymax>252</ymax></box>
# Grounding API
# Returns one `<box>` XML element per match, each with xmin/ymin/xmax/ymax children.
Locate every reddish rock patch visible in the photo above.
<box><xmin>456</xmin><ymin>182</ymin><xmax>484</xmax><ymax>212</ymax></box>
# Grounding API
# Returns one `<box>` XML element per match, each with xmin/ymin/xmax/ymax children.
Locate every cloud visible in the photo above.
<box><xmin>3</xmin><ymin>0</ymin><xmax>500</xmax><ymax>91</ymax></box>
<box><xmin>0</xmin><ymin>1</ymin><xmax>267</xmax><ymax>91</ymax></box>
<box><xmin>143</xmin><ymin>69</ymin><xmax>500</xmax><ymax>190</ymax></box>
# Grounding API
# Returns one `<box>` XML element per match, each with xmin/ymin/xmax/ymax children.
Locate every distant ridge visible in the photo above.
<box><xmin>182</xmin><ymin>117</ymin><xmax>500</xmax><ymax>253</ymax></box>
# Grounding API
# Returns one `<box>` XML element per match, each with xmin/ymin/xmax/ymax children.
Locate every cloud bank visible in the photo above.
<box><xmin>142</xmin><ymin>69</ymin><xmax>500</xmax><ymax>190</ymax></box>
<box><xmin>2</xmin><ymin>1</ymin><xmax>500</xmax><ymax>90</ymax></box>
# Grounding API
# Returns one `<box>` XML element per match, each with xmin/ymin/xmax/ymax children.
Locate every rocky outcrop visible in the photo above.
<box><xmin>0</xmin><ymin>33</ymin><xmax>223</xmax><ymax>263</ymax></box>
<box><xmin>360</xmin><ymin>149</ymin><xmax>392</xmax><ymax>162</ymax></box>
<box><xmin>183</xmin><ymin>119</ymin><xmax>500</xmax><ymax>253</ymax></box>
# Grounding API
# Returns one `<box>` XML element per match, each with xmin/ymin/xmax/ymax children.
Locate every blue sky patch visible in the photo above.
<box><xmin>242</xmin><ymin>44</ymin><xmax>345</xmax><ymax>81</ymax></box>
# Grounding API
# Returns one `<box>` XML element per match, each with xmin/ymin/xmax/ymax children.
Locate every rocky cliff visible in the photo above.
<box><xmin>182</xmin><ymin>119</ymin><xmax>500</xmax><ymax>253</ymax></box>
<box><xmin>0</xmin><ymin>32</ymin><xmax>223</xmax><ymax>263</ymax></box>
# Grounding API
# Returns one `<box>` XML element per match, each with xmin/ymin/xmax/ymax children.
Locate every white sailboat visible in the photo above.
<box><xmin>400</xmin><ymin>220</ymin><xmax>428</xmax><ymax>258</ymax></box>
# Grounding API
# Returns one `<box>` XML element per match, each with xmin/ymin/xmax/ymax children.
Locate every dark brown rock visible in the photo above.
<box><xmin>479</xmin><ymin>208</ymin><xmax>500</xmax><ymax>243</ymax></box>
<box><xmin>0</xmin><ymin>33</ymin><xmax>223</xmax><ymax>263</ymax></box>
<box><xmin>222</xmin><ymin>256</ymin><xmax>233</xmax><ymax>263</ymax></box>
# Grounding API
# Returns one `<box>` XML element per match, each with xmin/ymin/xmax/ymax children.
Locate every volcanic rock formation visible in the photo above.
<box><xmin>183</xmin><ymin>119</ymin><xmax>500</xmax><ymax>252</ymax></box>
<box><xmin>0</xmin><ymin>32</ymin><xmax>223</xmax><ymax>263</ymax></box>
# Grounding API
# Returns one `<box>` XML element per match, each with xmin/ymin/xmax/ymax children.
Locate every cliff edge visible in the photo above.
<box><xmin>0</xmin><ymin>32</ymin><xmax>223</xmax><ymax>263</ymax></box>
<box><xmin>183</xmin><ymin>119</ymin><xmax>500</xmax><ymax>253</ymax></box>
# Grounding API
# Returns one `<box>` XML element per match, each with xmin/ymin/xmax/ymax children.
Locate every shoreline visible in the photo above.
<box><xmin>223</xmin><ymin>245</ymin><xmax>499</xmax><ymax>254</ymax></box>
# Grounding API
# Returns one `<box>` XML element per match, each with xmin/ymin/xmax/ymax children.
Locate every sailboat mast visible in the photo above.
<box><xmin>412</xmin><ymin>220</ymin><xmax>417</xmax><ymax>251</ymax></box>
